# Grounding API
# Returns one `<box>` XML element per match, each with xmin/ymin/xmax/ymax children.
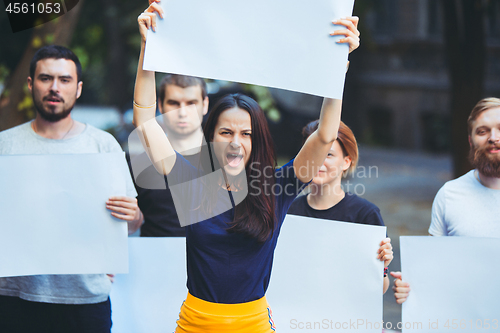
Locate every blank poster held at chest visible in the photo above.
<box><xmin>109</xmin><ymin>216</ymin><xmax>386</xmax><ymax>333</ymax></box>
<box><xmin>144</xmin><ymin>0</ymin><xmax>355</xmax><ymax>99</ymax></box>
<box><xmin>0</xmin><ymin>153</ymin><xmax>129</xmax><ymax>277</ymax></box>
<box><xmin>267</xmin><ymin>215</ymin><xmax>386</xmax><ymax>333</ymax></box>
<box><xmin>401</xmin><ymin>236</ymin><xmax>500</xmax><ymax>333</ymax></box>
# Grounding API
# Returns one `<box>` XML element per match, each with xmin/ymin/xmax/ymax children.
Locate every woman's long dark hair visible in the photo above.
<box><xmin>204</xmin><ymin>94</ymin><xmax>277</xmax><ymax>242</ymax></box>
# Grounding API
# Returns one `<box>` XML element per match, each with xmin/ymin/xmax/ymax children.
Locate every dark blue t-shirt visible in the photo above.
<box><xmin>128</xmin><ymin>146</ymin><xmax>212</xmax><ymax>237</ymax></box>
<box><xmin>287</xmin><ymin>192</ymin><xmax>384</xmax><ymax>226</ymax></box>
<box><xmin>169</xmin><ymin>153</ymin><xmax>308</xmax><ymax>303</ymax></box>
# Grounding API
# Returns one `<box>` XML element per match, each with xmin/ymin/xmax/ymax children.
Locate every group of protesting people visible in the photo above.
<box><xmin>0</xmin><ymin>1</ymin><xmax>498</xmax><ymax>332</ymax></box>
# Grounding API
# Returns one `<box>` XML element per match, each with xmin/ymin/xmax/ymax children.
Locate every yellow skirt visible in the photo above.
<box><xmin>175</xmin><ymin>293</ymin><xmax>276</xmax><ymax>333</ymax></box>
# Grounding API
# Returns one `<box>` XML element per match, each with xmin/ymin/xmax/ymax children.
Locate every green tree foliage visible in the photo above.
<box><xmin>0</xmin><ymin>1</ymin><xmax>85</xmax><ymax>131</ymax></box>
<box><xmin>0</xmin><ymin>0</ymin><xmax>149</xmax><ymax>132</ymax></box>
<box><xmin>69</xmin><ymin>0</ymin><xmax>149</xmax><ymax>111</ymax></box>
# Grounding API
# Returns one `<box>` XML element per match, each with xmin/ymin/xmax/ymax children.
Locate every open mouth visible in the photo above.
<box><xmin>45</xmin><ymin>96</ymin><xmax>62</xmax><ymax>104</ymax></box>
<box><xmin>226</xmin><ymin>152</ymin><xmax>243</xmax><ymax>167</ymax></box>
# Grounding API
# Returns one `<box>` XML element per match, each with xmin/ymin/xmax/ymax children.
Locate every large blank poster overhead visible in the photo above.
<box><xmin>144</xmin><ymin>0</ymin><xmax>355</xmax><ymax>99</ymax></box>
<box><xmin>401</xmin><ymin>236</ymin><xmax>500</xmax><ymax>333</ymax></box>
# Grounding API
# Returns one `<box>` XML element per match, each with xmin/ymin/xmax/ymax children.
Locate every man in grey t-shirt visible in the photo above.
<box><xmin>0</xmin><ymin>45</ymin><xmax>142</xmax><ymax>333</ymax></box>
<box><xmin>392</xmin><ymin>97</ymin><xmax>500</xmax><ymax>304</ymax></box>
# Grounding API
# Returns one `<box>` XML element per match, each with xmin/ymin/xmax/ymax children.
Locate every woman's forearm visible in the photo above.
<box><xmin>133</xmin><ymin>41</ymin><xmax>157</xmax><ymax>127</ymax></box>
<box><xmin>133</xmin><ymin>39</ymin><xmax>176</xmax><ymax>175</ymax></box>
<box><xmin>293</xmin><ymin>98</ymin><xmax>342</xmax><ymax>182</ymax></box>
<box><xmin>317</xmin><ymin>98</ymin><xmax>341</xmax><ymax>144</ymax></box>
<box><xmin>383</xmin><ymin>275</ymin><xmax>390</xmax><ymax>294</ymax></box>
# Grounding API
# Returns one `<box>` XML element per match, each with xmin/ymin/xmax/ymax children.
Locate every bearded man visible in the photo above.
<box><xmin>392</xmin><ymin>97</ymin><xmax>500</xmax><ymax>304</ymax></box>
<box><xmin>428</xmin><ymin>97</ymin><xmax>500</xmax><ymax>236</ymax></box>
<box><xmin>0</xmin><ymin>45</ymin><xmax>142</xmax><ymax>333</ymax></box>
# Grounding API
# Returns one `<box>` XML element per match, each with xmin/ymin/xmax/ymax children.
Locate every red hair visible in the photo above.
<box><xmin>302</xmin><ymin>120</ymin><xmax>358</xmax><ymax>175</ymax></box>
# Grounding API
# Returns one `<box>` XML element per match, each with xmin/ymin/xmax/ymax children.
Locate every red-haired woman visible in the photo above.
<box><xmin>288</xmin><ymin>120</ymin><xmax>393</xmax><ymax>293</ymax></box>
<box><xmin>133</xmin><ymin>1</ymin><xmax>360</xmax><ymax>332</ymax></box>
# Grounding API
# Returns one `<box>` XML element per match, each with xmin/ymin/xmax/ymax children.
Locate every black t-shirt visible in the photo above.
<box><xmin>287</xmin><ymin>192</ymin><xmax>384</xmax><ymax>226</ymax></box>
<box><xmin>129</xmin><ymin>148</ymin><xmax>212</xmax><ymax>237</ymax></box>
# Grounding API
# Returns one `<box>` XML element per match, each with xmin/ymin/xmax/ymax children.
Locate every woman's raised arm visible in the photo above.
<box><xmin>293</xmin><ymin>17</ymin><xmax>360</xmax><ymax>183</ymax></box>
<box><xmin>133</xmin><ymin>1</ymin><xmax>176</xmax><ymax>175</ymax></box>
<box><xmin>293</xmin><ymin>98</ymin><xmax>342</xmax><ymax>182</ymax></box>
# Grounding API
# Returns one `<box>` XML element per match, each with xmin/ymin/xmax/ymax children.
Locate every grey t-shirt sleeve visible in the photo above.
<box><xmin>429</xmin><ymin>186</ymin><xmax>447</xmax><ymax>236</ymax></box>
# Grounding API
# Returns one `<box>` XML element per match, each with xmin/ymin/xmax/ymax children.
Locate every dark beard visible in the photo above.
<box><xmin>33</xmin><ymin>93</ymin><xmax>74</xmax><ymax>122</ymax></box>
<box><xmin>468</xmin><ymin>144</ymin><xmax>500</xmax><ymax>178</ymax></box>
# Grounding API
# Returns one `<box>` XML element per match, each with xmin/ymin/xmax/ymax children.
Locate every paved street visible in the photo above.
<box><xmin>347</xmin><ymin>146</ymin><xmax>453</xmax><ymax>328</ymax></box>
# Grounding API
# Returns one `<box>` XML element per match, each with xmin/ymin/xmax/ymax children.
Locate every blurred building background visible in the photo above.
<box><xmin>349</xmin><ymin>0</ymin><xmax>500</xmax><ymax>151</ymax></box>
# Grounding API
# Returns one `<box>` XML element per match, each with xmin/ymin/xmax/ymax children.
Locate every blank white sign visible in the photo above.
<box><xmin>110</xmin><ymin>238</ymin><xmax>187</xmax><ymax>333</ymax></box>
<box><xmin>0</xmin><ymin>153</ymin><xmax>129</xmax><ymax>277</ymax></box>
<box><xmin>110</xmin><ymin>215</ymin><xmax>386</xmax><ymax>332</ymax></box>
<box><xmin>144</xmin><ymin>0</ymin><xmax>355</xmax><ymax>99</ymax></box>
<box><xmin>267</xmin><ymin>215</ymin><xmax>387</xmax><ymax>332</ymax></box>
<box><xmin>401</xmin><ymin>236</ymin><xmax>500</xmax><ymax>332</ymax></box>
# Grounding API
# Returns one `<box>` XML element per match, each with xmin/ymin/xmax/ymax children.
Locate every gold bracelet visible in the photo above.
<box><xmin>133</xmin><ymin>101</ymin><xmax>156</xmax><ymax>109</ymax></box>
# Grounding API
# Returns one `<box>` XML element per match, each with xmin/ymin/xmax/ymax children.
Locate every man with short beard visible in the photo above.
<box><xmin>0</xmin><ymin>45</ymin><xmax>142</xmax><ymax>332</ymax></box>
<box><xmin>392</xmin><ymin>97</ymin><xmax>500</xmax><ymax>304</ymax></box>
<box><xmin>429</xmin><ymin>97</ymin><xmax>500</xmax><ymax>236</ymax></box>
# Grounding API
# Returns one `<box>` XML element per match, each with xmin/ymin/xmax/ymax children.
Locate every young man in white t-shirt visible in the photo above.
<box><xmin>392</xmin><ymin>97</ymin><xmax>500</xmax><ymax>304</ymax></box>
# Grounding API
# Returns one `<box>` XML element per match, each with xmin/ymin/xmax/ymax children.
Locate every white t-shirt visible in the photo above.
<box><xmin>429</xmin><ymin>170</ymin><xmax>500</xmax><ymax>237</ymax></box>
<box><xmin>0</xmin><ymin>121</ymin><xmax>137</xmax><ymax>304</ymax></box>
